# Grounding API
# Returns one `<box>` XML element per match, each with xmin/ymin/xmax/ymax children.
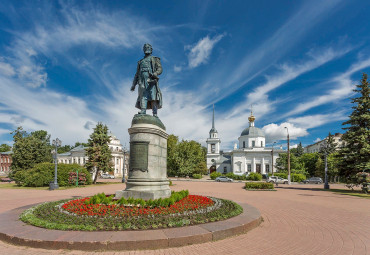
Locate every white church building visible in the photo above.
<box><xmin>206</xmin><ymin>108</ymin><xmax>283</xmax><ymax>176</ymax></box>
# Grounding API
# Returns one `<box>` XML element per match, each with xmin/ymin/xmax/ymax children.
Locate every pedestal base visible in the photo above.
<box><xmin>116</xmin><ymin>114</ymin><xmax>170</xmax><ymax>200</ymax></box>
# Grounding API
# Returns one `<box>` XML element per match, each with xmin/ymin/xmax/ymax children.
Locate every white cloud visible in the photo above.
<box><xmin>284</xmin><ymin>57</ymin><xmax>370</xmax><ymax>117</ymax></box>
<box><xmin>314</xmin><ymin>138</ymin><xmax>322</xmax><ymax>143</ymax></box>
<box><xmin>198</xmin><ymin>0</ymin><xmax>343</xmax><ymax>103</ymax></box>
<box><xmin>287</xmin><ymin>112</ymin><xmax>347</xmax><ymax>129</ymax></box>
<box><xmin>187</xmin><ymin>34</ymin><xmax>224</xmax><ymax>68</ymax></box>
<box><xmin>262</xmin><ymin>122</ymin><xmax>309</xmax><ymax>143</ymax></box>
<box><xmin>174</xmin><ymin>65</ymin><xmax>182</xmax><ymax>72</ymax></box>
<box><xmin>0</xmin><ymin>61</ymin><xmax>15</xmax><ymax>77</ymax></box>
<box><xmin>0</xmin><ymin>128</ymin><xmax>11</xmax><ymax>136</ymax></box>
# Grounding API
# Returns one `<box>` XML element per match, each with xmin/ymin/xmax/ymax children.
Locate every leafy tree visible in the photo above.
<box><xmin>292</xmin><ymin>142</ymin><xmax>304</xmax><ymax>157</ymax></box>
<box><xmin>57</xmin><ymin>145</ymin><xmax>73</xmax><ymax>154</ymax></box>
<box><xmin>85</xmin><ymin>123</ymin><xmax>113</xmax><ymax>184</ymax></box>
<box><xmin>167</xmin><ymin>135</ymin><xmax>207</xmax><ymax>177</ymax></box>
<box><xmin>275</xmin><ymin>152</ymin><xmax>306</xmax><ymax>175</ymax></box>
<box><xmin>0</xmin><ymin>144</ymin><xmax>11</xmax><ymax>152</ymax></box>
<box><xmin>338</xmin><ymin>73</ymin><xmax>370</xmax><ymax>178</ymax></box>
<box><xmin>10</xmin><ymin>127</ymin><xmax>52</xmax><ymax>177</ymax></box>
<box><xmin>74</xmin><ymin>142</ymin><xmax>89</xmax><ymax>148</ymax></box>
<box><xmin>300</xmin><ymin>153</ymin><xmax>319</xmax><ymax>177</ymax></box>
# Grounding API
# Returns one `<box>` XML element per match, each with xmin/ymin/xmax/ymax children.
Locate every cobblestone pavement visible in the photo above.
<box><xmin>0</xmin><ymin>181</ymin><xmax>369</xmax><ymax>255</ymax></box>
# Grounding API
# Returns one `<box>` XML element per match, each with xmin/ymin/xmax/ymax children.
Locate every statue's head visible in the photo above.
<box><xmin>143</xmin><ymin>43</ymin><xmax>153</xmax><ymax>55</ymax></box>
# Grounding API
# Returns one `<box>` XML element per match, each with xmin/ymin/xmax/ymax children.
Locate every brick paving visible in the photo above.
<box><xmin>0</xmin><ymin>181</ymin><xmax>369</xmax><ymax>254</ymax></box>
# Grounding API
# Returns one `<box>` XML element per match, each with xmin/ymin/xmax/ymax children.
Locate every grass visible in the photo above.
<box><xmin>20</xmin><ymin>196</ymin><xmax>243</xmax><ymax>231</ymax></box>
<box><xmin>322</xmin><ymin>188</ymin><xmax>370</xmax><ymax>199</ymax></box>
<box><xmin>0</xmin><ymin>181</ymin><xmax>122</xmax><ymax>190</ymax></box>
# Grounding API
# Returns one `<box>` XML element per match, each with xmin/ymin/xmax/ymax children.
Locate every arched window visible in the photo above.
<box><xmin>252</xmin><ymin>141</ymin><xmax>255</xmax><ymax>147</ymax></box>
<box><xmin>261</xmin><ymin>141</ymin><xmax>263</xmax><ymax>147</ymax></box>
<box><xmin>243</xmin><ymin>141</ymin><xmax>245</xmax><ymax>148</ymax></box>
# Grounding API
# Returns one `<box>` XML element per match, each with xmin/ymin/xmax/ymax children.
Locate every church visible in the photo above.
<box><xmin>206</xmin><ymin>108</ymin><xmax>283</xmax><ymax>176</ymax></box>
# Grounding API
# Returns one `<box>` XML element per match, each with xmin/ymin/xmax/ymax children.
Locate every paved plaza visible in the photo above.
<box><xmin>0</xmin><ymin>181</ymin><xmax>369</xmax><ymax>255</ymax></box>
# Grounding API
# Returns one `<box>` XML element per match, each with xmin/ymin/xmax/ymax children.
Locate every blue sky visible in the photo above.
<box><xmin>0</xmin><ymin>0</ymin><xmax>369</xmax><ymax>150</ymax></box>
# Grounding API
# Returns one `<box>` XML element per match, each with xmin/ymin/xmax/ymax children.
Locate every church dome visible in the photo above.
<box><xmin>240</xmin><ymin>126</ymin><xmax>265</xmax><ymax>137</ymax></box>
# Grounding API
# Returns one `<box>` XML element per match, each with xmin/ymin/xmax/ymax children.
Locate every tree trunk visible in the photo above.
<box><xmin>93</xmin><ymin>167</ymin><xmax>99</xmax><ymax>184</ymax></box>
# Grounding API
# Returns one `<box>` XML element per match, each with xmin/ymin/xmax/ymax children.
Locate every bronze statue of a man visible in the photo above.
<box><xmin>131</xmin><ymin>43</ymin><xmax>163</xmax><ymax>117</ymax></box>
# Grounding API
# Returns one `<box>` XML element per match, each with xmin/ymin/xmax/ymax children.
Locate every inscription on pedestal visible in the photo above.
<box><xmin>130</xmin><ymin>141</ymin><xmax>149</xmax><ymax>172</ymax></box>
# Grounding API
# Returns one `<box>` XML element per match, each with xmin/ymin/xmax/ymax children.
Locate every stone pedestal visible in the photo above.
<box><xmin>116</xmin><ymin>114</ymin><xmax>171</xmax><ymax>200</ymax></box>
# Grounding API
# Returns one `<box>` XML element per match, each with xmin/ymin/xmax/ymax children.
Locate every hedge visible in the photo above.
<box><xmin>246</xmin><ymin>172</ymin><xmax>262</xmax><ymax>181</ymax></box>
<box><xmin>273</xmin><ymin>173</ymin><xmax>288</xmax><ymax>179</ymax></box>
<box><xmin>14</xmin><ymin>163</ymin><xmax>92</xmax><ymax>187</ymax></box>
<box><xmin>245</xmin><ymin>182</ymin><xmax>274</xmax><ymax>190</ymax></box>
<box><xmin>192</xmin><ymin>173</ymin><xmax>202</xmax><ymax>179</ymax></box>
<box><xmin>291</xmin><ymin>173</ymin><xmax>306</xmax><ymax>182</ymax></box>
<box><xmin>210</xmin><ymin>172</ymin><xmax>222</xmax><ymax>180</ymax></box>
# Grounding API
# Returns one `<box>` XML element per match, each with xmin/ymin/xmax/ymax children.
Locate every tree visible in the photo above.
<box><xmin>10</xmin><ymin>127</ymin><xmax>52</xmax><ymax>177</ymax></box>
<box><xmin>0</xmin><ymin>144</ymin><xmax>11</xmax><ymax>152</ymax></box>
<box><xmin>300</xmin><ymin>153</ymin><xmax>319</xmax><ymax>177</ymax></box>
<box><xmin>57</xmin><ymin>145</ymin><xmax>73</xmax><ymax>154</ymax></box>
<box><xmin>85</xmin><ymin>123</ymin><xmax>113</xmax><ymax>184</ymax></box>
<box><xmin>275</xmin><ymin>152</ymin><xmax>306</xmax><ymax>175</ymax></box>
<box><xmin>319</xmin><ymin>132</ymin><xmax>337</xmax><ymax>155</ymax></box>
<box><xmin>293</xmin><ymin>142</ymin><xmax>304</xmax><ymax>157</ymax></box>
<box><xmin>167</xmin><ymin>135</ymin><xmax>207</xmax><ymax>177</ymax></box>
<box><xmin>338</xmin><ymin>73</ymin><xmax>370</xmax><ymax>178</ymax></box>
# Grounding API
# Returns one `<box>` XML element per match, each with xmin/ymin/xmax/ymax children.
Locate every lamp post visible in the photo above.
<box><xmin>284</xmin><ymin>127</ymin><xmax>291</xmax><ymax>185</ymax></box>
<box><xmin>271</xmin><ymin>142</ymin><xmax>276</xmax><ymax>176</ymax></box>
<box><xmin>50</xmin><ymin>138</ymin><xmax>61</xmax><ymax>190</ymax></box>
<box><xmin>320</xmin><ymin>140</ymin><xmax>330</xmax><ymax>189</ymax></box>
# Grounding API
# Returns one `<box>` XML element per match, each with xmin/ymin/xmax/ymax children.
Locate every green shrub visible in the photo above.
<box><xmin>274</xmin><ymin>173</ymin><xmax>288</xmax><ymax>179</ymax></box>
<box><xmin>169</xmin><ymin>180</ymin><xmax>173</xmax><ymax>186</ymax></box>
<box><xmin>246</xmin><ymin>172</ymin><xmax>262</xmax><ymax>181</ymax></box>
<box><xmin>192</xmin><ymin>173</ymin><xmax>202</xmax><ymax>179</ymax></box>
<box><xmin>245</xmin><ymin>182</ymin><xmax>274</xmax><ymax>190</ymax></box>
<box><xmin>291</xmin><ymin>173</ymin><xmax>306</xmax><ymax>182</ymax></box>
<box><xmin>113</xmin><ymin>190</ymin><xmax>189</xmax><ymax>208</ymax></box>
<box><xmin>225</xmin><ymin>172</ymin><xmax>246</xmax><ymax>180</ymax></box>
<box><xmin>14</xmin><ymin>163</ymin><xmax>91</xmax><ymax>187</ymax></box>
<box><xmin>210</xmin><ymin>172</ymin><xmax>222</xmax><ymax>180</ymax></box>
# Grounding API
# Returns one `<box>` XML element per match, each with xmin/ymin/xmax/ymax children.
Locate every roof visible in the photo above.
<box><xmin>240</xmin><ymin>126</ymin><xmax>265</xmax><ymax>137</ymax></box>
<box><xmin>70</xmin><ymin>145</ymin><xmax>87</xmax><ymax>152</ymax></box>
<box><xmin>216</xmin><ymin>154</ymin><xmax>231</xmax><ymax>164</ymax></box>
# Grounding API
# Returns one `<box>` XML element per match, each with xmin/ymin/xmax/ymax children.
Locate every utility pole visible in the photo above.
<box><xmin>285</xmin><ymin>127</ymin><xmax>291</xmax><ymax>185</ymax></box>
<box><xmin>271</xmin><ymin>142</ymin><xmax>276</xmax><ymax>176</ymax></box>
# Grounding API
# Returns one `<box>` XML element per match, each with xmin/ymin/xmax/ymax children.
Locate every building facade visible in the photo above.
<box><xmin>206</xmin><ymin>110</ymin><xmax>283</xmax><ymax>176</ymax></box>
<box><xmin>304</xmin><ymin>133</ymin><xmax>344</xmax><ymax>153</ymax></box>
<box><xmin>57</xmin><ymin>134</ymin><xmax>129</xmax><ymax>178</ymax></box>
<box><xmin>0</xmin><ymin>151</ymin><xmax>12</xmax><ymax>175</ymax></box>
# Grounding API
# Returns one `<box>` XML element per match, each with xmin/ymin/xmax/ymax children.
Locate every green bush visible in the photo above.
<box><xmin>14</xmin><ymin>163</ymin><xmax>92</xmax><ymax>187</ymax></box>
<box><xmin>274</xmin><ymin>173</ymin><xmax>288</xmax><ymax>179</ymax></box>
<box><xmin>245</xmin><ymin>182</ymin><xmax>274</xmax><ymax>190</ymax></box>
<box><xmin>291</xmin><ymin>173</ymin><xmax>306</xmax><ymax>182</ymax></box>
<box><xmin>192</xmin><ymin>173</ymin><xmax>202</xmax><ymax>179</ymax></box>
<box><xmin>225</xmin><ymin>172</ymin><xmax>246</xmax><ymax>180</ymax></box>
<box><xmin>246</xmin><ymin>172</ymin><xmax>262</xmax><ymax>181</ymax></box>
<box><xmin>113</xmin><ymin>190</ymin><xmax>189</xmax><ymax>208</ymax></box>
<box><xmin>210</xmin><ymin>171</ymin><xmax>222</xmax><ymax>180</ymax></box>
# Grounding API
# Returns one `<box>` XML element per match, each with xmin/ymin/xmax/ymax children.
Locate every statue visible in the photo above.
<box><xmin>131</xmin><ymin>43</ymin><xmax>163</xmax><ymax>117</ymax></box>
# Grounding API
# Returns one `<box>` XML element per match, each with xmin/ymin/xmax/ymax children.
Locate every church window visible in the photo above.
<box><xmin>223</xmin><ymin>167</ymin><xmax>227</xmax><ymax>174</ymax></box>
<box><xmin>252</xmin><ymin>141</ymin><xmax>255</xmax><ymax>147</ymax></box>
<box><xmin>247</xmin><ymin>164</ymin><xmax>252</xmax><ymax>172</ymax></box>
<box><xmin>265</xmin><ymin>164</ymin><xmax>270</xmax><ymax>173</ymax></box>
<box><xmin>211</xmin><ymin>144</ymin><xmax>215</xmax><ymax>153</ymax></box>
<box><xmin>243</xmin><ymin>141</ymin><xmax>245</xmax><ymax>148</ymax></box>
<box><xmin>261</xmin><ymin>141</ymin><xmax>263</xmax><ymax>147</ymax></box>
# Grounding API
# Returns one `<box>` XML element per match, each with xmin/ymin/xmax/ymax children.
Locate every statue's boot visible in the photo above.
<box><xmin>152</xmin><ymin>101</ymin><xmax>158</xmax><ymax>117</ymax></box>
<box><xmin>139</xmin><ymin>98</ymin><xmax>147</xmax><ymax>114</ymax></box>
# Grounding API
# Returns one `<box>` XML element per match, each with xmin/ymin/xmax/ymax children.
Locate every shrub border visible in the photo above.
<box><xmin>0</xmin><ymin>202</ymin><xmax>262</xmax><ymax>251</ymax></box>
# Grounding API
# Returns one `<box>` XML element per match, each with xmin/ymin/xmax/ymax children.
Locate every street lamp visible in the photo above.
<box><xmin>284</xmin><ymin>127</ymin><xmax>291</xmax><ymax>185</ymax></box>
<box><xmin>320</xmin><ymin>140</ymin><xmax>330</xmax><ymax>189</ymax></box>
<box><xmin>271</xmin><ymin>141</ymin><xmax>276</xmax><ymax>176</ymax></box>
<box><xmin>50</xmin><ymin>138</ymin><xmax>62</xmax><ymax>190</ymax></box>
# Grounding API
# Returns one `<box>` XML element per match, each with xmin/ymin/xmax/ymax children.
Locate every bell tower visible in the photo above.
<box><xmin>206</xmin><ymin>105</ymin><xmax>221</xmax><ymax>171</ymax></box>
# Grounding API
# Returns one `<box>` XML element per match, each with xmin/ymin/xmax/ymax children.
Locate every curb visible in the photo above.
<box><xmin>0</xmin><ymin>202</ymin><xmax>261</xmax><ymax>251</ymax></box>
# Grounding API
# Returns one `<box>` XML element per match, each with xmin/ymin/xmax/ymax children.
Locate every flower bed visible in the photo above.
<box><xmin>20</xmin><ymin>193</ymin><xmax>242</xmax><ymax>231</ymax></box>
